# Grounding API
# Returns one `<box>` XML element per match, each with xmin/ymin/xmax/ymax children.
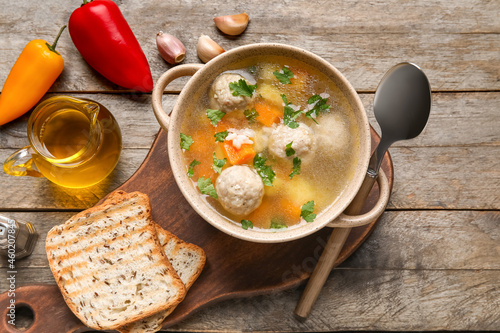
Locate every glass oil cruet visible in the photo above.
<box><xmin>3</xmin><ymin>95</ymin><xmax>122</xmax><ymax>188</ymax></box>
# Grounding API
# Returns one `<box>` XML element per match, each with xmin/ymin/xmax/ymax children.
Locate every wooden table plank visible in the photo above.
<box><xmin>1</xmin><ymin>92</ymin><xmax>499</xmax><ymax>150</ymax></box>
<box><xmin>4</xmin><ymin>267</ymin><xmax>499</xmax><ymax>331</ymax></box>
<box><xmin>1</xmin><ymin>145</ymin><xmax>498</xmax><ymax>210</ymax></box>
<box><xmin>0</xmin><ymin>1</ymin><xmax>499</xmax><ymax>92</ymax></box>
<box><xmin>172</xmin><ymin>269</ymin><xmax>500</xmax><ymax>331</ymax></box>
<box><xmin>2</xmin><ymin>210</ymin><xmax>498</xmax><ymax>273</ymax></box>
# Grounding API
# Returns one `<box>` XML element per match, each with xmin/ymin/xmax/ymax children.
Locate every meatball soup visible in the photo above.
<box><xmin>180</xmin><ymin>56</ymin><xmax>360</xmax><ymax>231</ymax></box>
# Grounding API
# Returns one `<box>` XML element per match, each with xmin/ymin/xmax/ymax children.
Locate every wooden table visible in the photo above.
<box><xmin>1</xmin><ymin>0</ymin><xmax>499</xmax><ymax>331</ymax></box>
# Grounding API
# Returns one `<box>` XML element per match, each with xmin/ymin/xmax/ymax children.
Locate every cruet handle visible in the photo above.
<box><xmin>3</xmin><ymin>146</ymin><xmax>43</xmax><ymax>178</ymax></box>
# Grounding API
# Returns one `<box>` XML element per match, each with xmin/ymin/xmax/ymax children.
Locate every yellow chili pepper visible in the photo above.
<box><xmin>0</xmin><ymin>26</ymin><xmax>66</xmax><ymax>126</ymax></box>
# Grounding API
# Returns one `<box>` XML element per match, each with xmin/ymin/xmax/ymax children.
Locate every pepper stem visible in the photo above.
<box><xmin>46</xmin><ymin>25</ymin><xmax>67</xmax><ymax>55</ymax></box>
<box><xmin>82</xmin><ymin>0</ymin><xmax>88</xmax><ymax>4</ymax></box>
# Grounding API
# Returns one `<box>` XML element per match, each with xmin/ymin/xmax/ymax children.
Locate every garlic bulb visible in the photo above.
<box><xmin>156</xmin><ymin>31</ymin><xmax>186</xmax><ymax>64</ymax></box>
<box><xmin>197</xmin><ymin>34</ymin><xmax>225</xmax><ymax>63</ymax></box>
<box><xmin>214</xmin><ymin>13</ymin><xmax>249</xmax><ymax>36</ymax></box>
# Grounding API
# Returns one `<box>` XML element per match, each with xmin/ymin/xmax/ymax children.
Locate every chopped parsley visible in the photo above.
<box><xmin>248</xmin><ymin>65</ymin><xmax>258</xmax><ymax>75</ymax></box>
<box><xmin>229</xmin><ymin>79</ymin><xmax>257</xmax><ymax>97</ymax></box>
<box><xmin>289</xmin><ymin>157</ymin><xmax>301</xmax><ymax>179</ymax></box>
<box><xmin>212</xmin><ymin>153</ymin><xmax>227</xmax><ymax>174</ymax></box>
<box><xmin>253</xmin><ymin>154</ymin><xmax>276</xmax><ymax>186</ymax></box>
<box><xmin>281</xmin><ymin>94</ymin><xmax>302</xmax><ymax>129</ymax></box>
<box><xmin>285</xmin><ymin>141</ymin><xmax>295</xmax><ymax>157</ymax></box>
<box><xmin>206</xmin><ymin>109</ymin><xmax>225</xmax><ymax>126</ymax></box>
<box><xmin>187</xmin><ymin>159</ymin><xmax>201</xmax><ymax>178</ymax></box>
<box><xmin>270</xmin><ymin>218</ymin><xmax>288</xmax><ymax>229</ymax></box>
<box><xmin>241</xmin><ymin>219</ymin><xmax>253</xmax><ymax>230</ymax></box>
<box><xmin>197</xmin><ymin>177</ymin><xmax>218</xmax><ymax>199</ymax></box>
<box><xmin>301</xmin><ymin>200</ymin><xmax>316</xmax><ymax>222</ymax></box>
<box><xmin>180</xmin><ymin>133</ymin><xmax>193</xmax><ymax>150</ymax></box>
<box><xmin>214</xmin><ymin>130</ymin><xmax>229</xmax><ymax>142</ymax></box>
<box><xmin>306</xmin><ymin>94</ymin><xmax>331</xmax><ymax>122</ymax></box>
<box><xmin>244</xmin><ymin>108</ymin><xmax>259</xmax><ymax>123</ymax></box>
<box><xmin>273</xmin><ymin>67</ymin><xmax>294</xmax><ymax>84</ymax></box>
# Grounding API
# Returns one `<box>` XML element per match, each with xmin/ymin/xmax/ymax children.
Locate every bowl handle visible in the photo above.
<box><xmin>327</xmin><ymin>168</ymin><xmax>390</xmax><ymax>228</ymax></box>
<box><xmin>152</xmin><ymin>64</ymin><xmax>204</xmax><ymax>132</ymax></box>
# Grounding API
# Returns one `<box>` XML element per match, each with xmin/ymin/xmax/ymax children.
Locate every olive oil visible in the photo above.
<box><xmin>40</xmin><ymin>109</ymin><xmax>91</xmax><ymax>159</ymax></box>
<box><xmin>31</xmin><ymin>100</ymin><xmax>122</xmax><ymax>188</ymax></box>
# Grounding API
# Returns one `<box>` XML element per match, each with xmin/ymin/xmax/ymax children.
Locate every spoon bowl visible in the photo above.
<box><xmin>372</xmin><ymin>63</ymin><xmax>431</xmax><ymax>172</ymax></box>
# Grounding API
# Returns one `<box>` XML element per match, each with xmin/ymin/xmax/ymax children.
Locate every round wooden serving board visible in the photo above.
<box><xmin>1</xmin><ymin>126</ymin><xmax>393</xmax><ymax>333</ymax></box>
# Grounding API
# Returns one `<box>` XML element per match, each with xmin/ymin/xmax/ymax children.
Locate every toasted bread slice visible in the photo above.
<box><xmin>46</xmin><ymin>192</ymin><xmax>186</xmax><ymax>330</ymax></box>
<box><xmin>117</xmin><ymin>225</ymin><xmax>206</xmax><ymax>333</ymax></box>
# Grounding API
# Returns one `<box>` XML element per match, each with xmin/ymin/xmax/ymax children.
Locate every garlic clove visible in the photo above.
<box><xmin>196</xmin><ymin>34</ymin><xmax>225</xmax><ymax>63</ymax></box>
<box><xmin>213</xmin><ymin>12</ymin><xmax>249</xmax><ymax>36</ymax></box>
<box><xmin>156</xmin><ymin>31</ymin><xmax>186</xmax><ymax>64</ymax></box>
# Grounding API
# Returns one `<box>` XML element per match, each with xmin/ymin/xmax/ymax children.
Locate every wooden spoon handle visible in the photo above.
<box><xmin>295</xmin><ymin>173</ymin><xmax>377</xmax><ymax>319</ymax></box>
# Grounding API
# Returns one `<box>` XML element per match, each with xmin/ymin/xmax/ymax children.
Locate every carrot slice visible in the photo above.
<box><xmin>222</xmin><ymin>141</ymin><xmax>255</xmax><ymax>165</ymax></box>
<box><xmin>254</xmin><ymin>100</ymin><xmax>282</xmax><ymax>127</ymax></box>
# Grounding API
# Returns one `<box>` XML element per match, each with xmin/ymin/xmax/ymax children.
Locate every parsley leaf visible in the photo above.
<box><xmin>214</xmin><ymin>130</ymin><xmax>229</xmax><ymax>142</ymax></box>
<box><xmin>229</xmin><ymin>79</ymin><xmax>257</xmax><ymax>97</ymax></box>
<box><xmin>253</xmin><ymin>154</ymin><xmax>276</xmax><ymax>186</ymax></box>
<box><xmin>206</xmin><ymin>109</ymin><xmax>225</xmax><ymax>126</ymax></box>
<box><xmin>244</xmin><ymin>108</ymin><xmax>259</xmax><ymax>123</ymax></box>
<box><xmin>281</xmin><ymin>94</ymin><xmax>302</xmax><ymax>129</ymax></box>
<box><xmin>301</xmin><ymin>200</ymin><xmax>316</xmax><ymax>222</ymax></box>
<box><xmin>212</xmin><ymin>153</ymin><xmax>227</xmax><ymax>174</ymax></box>
<box><xmin>270</xmin><ymin>218</ymin><xmax>288</xmax><ymax>229</ymax></box>
<box><xmin>241</xmin><ymin>219</ymin><xmax>253</xmax><ymax>230</ymax></box>
<box><xmin>285</xmin><ymin>141</ymin><xmax>295</xmax><ymax>157</ymax></box>
<box><xmin>306</xmin><ymin>94</ymin><xmax>331</xmax><ymax>122</ymax></box>
<box><xmin>273</xmin><ymin>67</ymin><xmax>294</xmax><ymax>84</ymax></box>
<box><xmin>289</xmin><ymin>157</ymin><xmax>301</xmax><ymax>179</ymax></box>
<box><xmin>180</xmin><ymin>133</ymin><xmax>193</xmax><ymax>150</ymax></box>
<box><xmin>187</xmin><ymin>159</ymin><xmax>201</xmax><ymax>178</ymax></box>
<box><xmin>197</xmin><ymin>176</ymin><xmax>218</xmax><ymax>199</ymax></box>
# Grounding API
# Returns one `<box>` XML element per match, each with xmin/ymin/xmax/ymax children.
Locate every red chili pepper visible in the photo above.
<box><xmin>68</xmin><ymin>0</ymin><xmax>153</xmax><ymax>92</ymax></box>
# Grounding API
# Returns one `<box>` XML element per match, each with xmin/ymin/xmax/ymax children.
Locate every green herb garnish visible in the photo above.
<box><xmin>197</xmin><ymin>177</ymin><xmax>218</xmax><ymax>199</ymax></box>
<box><xmin>214</xmin><ymin>130</ymin><xmax>229</xmax><ymax>142</ymax></box>
<box><xmin>289</xmin><ymin>157</ymin><xmax>301</xmax><ymax>179</ymax></box>
<box><xmin>273</xmin><ymin>67</ymin><xmax>294</xmax><ymax>84</ymax></box>
<box><xmin>206</xmin><ymin>109</ymin><xmax>225</xmax><ymax>126</ymax></box>
<box><xmin>248</xmin><ymin>65</ymin><xmax>258</xmax><ymax>75</ymax></box>
<box><xmin>212</xmin><ymin>153</ymin><xmax>227</xmax><ymax>174</ymax></box>
<box><xmin>253</xmin><ymin>154</ymin><xmax>276</xmax><ymax>186</ymax></box>
<box><xmin>241</xmin><ymin>219</ymin><xmax>254</xmax><ymax>230</ymax></box>
<box><xmin>180</xmin><ymin>133</ymin><xmax>193</xmax><ymax>150</ymax></box>
<box><xmin>305</xmin><ymin>94</ymin><xmax>331</xmax><ymax>122</ymax></box>
<box><xmin>281</xmin><ymin>94</ymin><xmax>302</xmax><ymax>129</ymax></box>
<box><xmin>270</xmin><ymin>218</ymin><xmax>288</xmax><ymax>229</ymax></box>
<box><xmin>285</xmin><ymin>141</ymin><xmax>295</xmax><ymax>157</ymax></box>
<box><xmin>244</xmin><ymin>108</ymin><xmax>259</xmax><ymax>123</ymax></box>
<box><xmin>187</xmin><ymin>159</ymin><xmax>201</xmax><ymax>178</ymax></box>
<box><xmin>301</xmin><ymin>200</ymin><xmax>316</xmax><ymax>222</ymax></box>
<box><xmin>229</xmin><ymin>79</ymin><xmax>257</xmax><ymax>97</ymax></box>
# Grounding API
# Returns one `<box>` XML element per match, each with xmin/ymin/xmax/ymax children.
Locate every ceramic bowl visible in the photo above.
<box><xmin>152</xmin><ymin>43</ymin><xmax>390</xmax><ymax>243</ymax></box>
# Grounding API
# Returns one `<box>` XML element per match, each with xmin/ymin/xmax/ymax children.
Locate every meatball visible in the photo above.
<box><xmin>210</xmin><ymin>73</ymin><xmax>253</xmax><ymax>112</ymax></box>
<box><xmin>268</xmin><ymin>122</ymin><xmax>315</xmax><ymax>159</ymax></box>
<box><xmin>215</xmin><ymin>165</ymin><xmax>264</xmax><ymax>216</ymax></box>
<box><xmin>314</xmin><ymin>113</ymin><xmax>350</xmax><ymax>156</ymax></box>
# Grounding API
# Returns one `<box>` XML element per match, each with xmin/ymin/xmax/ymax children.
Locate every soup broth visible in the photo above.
<box><xmin>180</xmin><ymin>55</ymin><xmax>360</xmax><ymax>230</ymax></box>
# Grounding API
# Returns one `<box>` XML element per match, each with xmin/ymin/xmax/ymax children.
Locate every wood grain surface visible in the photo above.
<box><xmin>0</xmin><ymin>0</ymin><xmax>499</xmax><ymax>331</ymax></box>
